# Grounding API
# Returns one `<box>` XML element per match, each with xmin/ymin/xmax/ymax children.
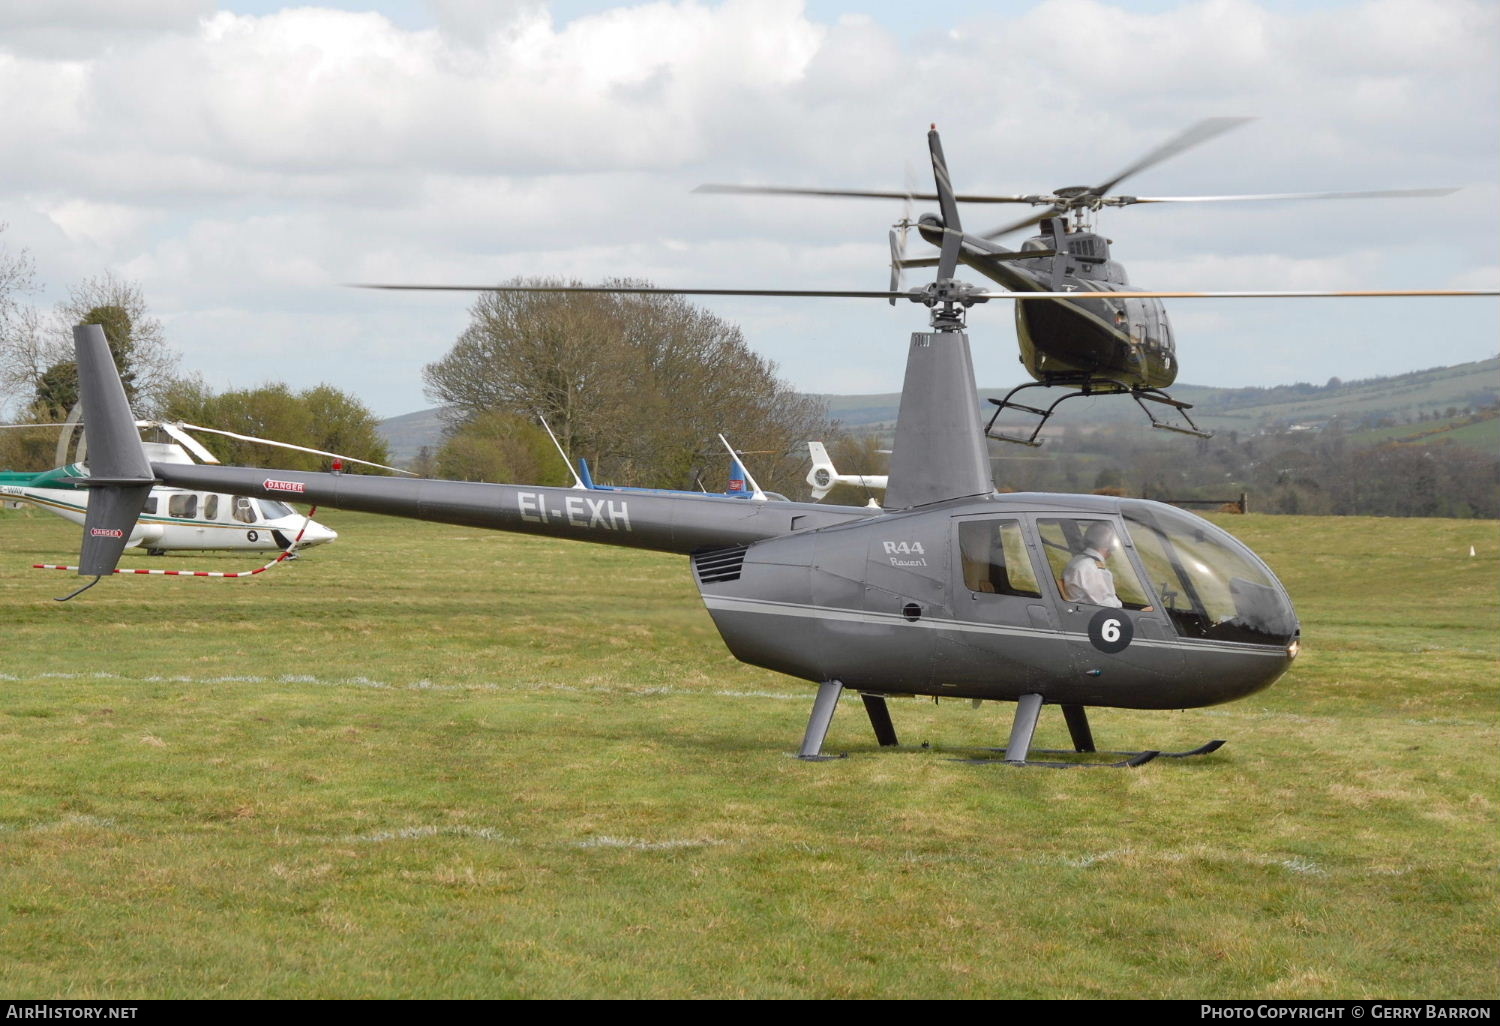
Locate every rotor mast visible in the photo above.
<box><xmin>881</xmin><ymin>128</ymin><xmax>996</xmax><ymax>509</ymax></box>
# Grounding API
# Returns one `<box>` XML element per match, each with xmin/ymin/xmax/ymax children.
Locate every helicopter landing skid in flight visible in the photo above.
<box><xmin>985</xmin><ymin>378</ymin><xmax>1210</xmax><ymax>447</ymax></box>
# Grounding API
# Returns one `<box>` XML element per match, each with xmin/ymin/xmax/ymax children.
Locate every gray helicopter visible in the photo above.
<box><xmin>698</xmin><ymin>118</ymin><xmax>1465</xmax><ymax>444</ymax></box>
<box><xmin>59</xmin><ymin>128</ymin><xmax>1327</xmax><ymax>769</ymax></box>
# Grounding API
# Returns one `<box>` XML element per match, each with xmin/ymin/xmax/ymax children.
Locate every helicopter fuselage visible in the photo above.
<box><xmin>918</xmin><ymin>217</ymin><xmax>1177</xmax><ymax>390</ymax></box>
<box><xmin>699</xmin><ymin>491</ymin><xmax>1294</xmax><ymax>710</ymax></box>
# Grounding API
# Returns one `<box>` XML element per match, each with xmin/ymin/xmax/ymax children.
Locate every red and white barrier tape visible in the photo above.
<box><xmin>33</xmin><ymin>506</ymin><xmax>320</xmax><ymax>578</ymax></box>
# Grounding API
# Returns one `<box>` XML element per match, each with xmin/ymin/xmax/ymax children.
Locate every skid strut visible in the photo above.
<box><xmin>798</xmin><ymin>680</ymin><xmax>846</xmax><ymax>761</ymax></box>
<box><xmin>985</xmin><ymin>378</ymin><xmax>1209</xmax><ymax>446</ymax></box>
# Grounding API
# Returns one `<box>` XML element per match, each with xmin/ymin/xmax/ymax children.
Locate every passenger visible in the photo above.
<box><xmin>1063</xmin><ymin>522</ymin><xmax>1126</xmax><ymax>607</ymax></box>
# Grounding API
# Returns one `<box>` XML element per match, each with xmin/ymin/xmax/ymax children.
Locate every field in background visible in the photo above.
<box><xmin>1</xmin><ymin>507</ymin><xmax>1495</xmax><ymax>998</ymax></box>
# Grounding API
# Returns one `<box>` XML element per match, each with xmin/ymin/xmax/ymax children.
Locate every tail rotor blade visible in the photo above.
<box><xmin>887</xmin><ymin>228</ymin><xmax>905</xmax><ymax>303</ymax></box>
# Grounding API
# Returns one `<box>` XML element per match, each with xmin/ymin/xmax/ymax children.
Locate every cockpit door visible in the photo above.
<box><xmin>1031</xmin><ymin>515</ymin><xmax>1185</xmax><ymax>689</ymax></box>
<box><xmin>938</xmin><ymin>515</ymin><xmax>1061</xmax><ymax>693</ymax></box>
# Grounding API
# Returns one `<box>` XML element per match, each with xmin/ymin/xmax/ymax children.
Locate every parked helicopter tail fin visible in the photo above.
<box><xmin>806</xmin><ymin>441</ymin><xmax>838</xmax><ymax>500</ymax></box>
<box><xmin>72</xmin><ymin>324</ymin><xmax>156</xmax><ymax>577</ymax></box>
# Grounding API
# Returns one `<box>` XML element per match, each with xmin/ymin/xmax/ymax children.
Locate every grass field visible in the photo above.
<box><xmin>1</xmin><ymin>505</ymin><xmax>1496</xmax><ymax>999</ymax></box>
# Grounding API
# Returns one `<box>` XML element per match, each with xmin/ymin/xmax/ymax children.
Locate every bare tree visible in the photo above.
<box><xmin>0</xmin><ymin>225</ymin><xmax>41</xmax><ymax>417</ymax></box>
<box><xmin>56</xmin><ymin>273</ymin><xmax>178</xmax><ymax>413</ymax></box>
<box><xmin>1</xmin><ymin>271</ymin><xmax>179</xmax><ymax>419</ymax></box>
<box><xmin>423</xmin><ymin>279</ymin><xmax>830</xmax><ymax>495</ymax></box>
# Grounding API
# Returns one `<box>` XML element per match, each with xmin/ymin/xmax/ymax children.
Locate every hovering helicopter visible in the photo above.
<box><xmin>697</xmin><ymin>117</ymin><xmax>1467</xmax><ymax>444</ymax></box>
<box><xmin>57</xmin><ymin>127</ymin><xmax>1495</xmax><ymax>767</ymax></box>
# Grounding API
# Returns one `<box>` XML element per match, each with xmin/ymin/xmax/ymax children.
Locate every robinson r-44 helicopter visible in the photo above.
<box><xmin>698</xmin><ymin>117</ymin><xmax>1470</xmax><ymax>444</ymax></box>
<box><xmin>55</xmin><ymin>127</ymin><xmax>1495</xmax><ymax>768</ymax></box>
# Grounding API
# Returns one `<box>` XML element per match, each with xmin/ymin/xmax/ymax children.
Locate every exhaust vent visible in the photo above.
<box><xmin>693</xmin><ymin>545</ymin><xmax>748</xmax><ymax>585</ymax></box>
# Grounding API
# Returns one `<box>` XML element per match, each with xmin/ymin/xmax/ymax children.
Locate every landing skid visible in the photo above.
<box><xmin>960</xmin><ymin>698</ymin><xmax>1225</xmax><ymax>768</ymax></box>
<box><xmin>984</xmin><ymin>377</ymin><xmax>1209</xmax><ymax>446</ymax></box>
<box><xmin>793</xmin><ymin>686</ymin><xmax>1223</xmax><ymax>769</ymax></box>
<box><xmin>955</xmin><ymin>739</ymin><xmax>1226</xmax><ymax>769</ymax></box>
<box><xmin>955</xmin><ymin>749</ymin><xmax>1162</xmax><ymax>769</ymax></box>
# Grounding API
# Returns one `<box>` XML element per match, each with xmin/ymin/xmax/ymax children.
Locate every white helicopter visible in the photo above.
<box><xmin>805</xmin><ymin>441</ymin><xmax>888</xmax><ymax>503</ymax></box>
<box><xmin>1</xmin><ymin>418</ymin><xmax>405</xmax><ymax>556</ymax></box>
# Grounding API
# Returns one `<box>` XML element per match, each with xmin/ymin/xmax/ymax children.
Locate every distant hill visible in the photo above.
<box><xmin>381</xmin><ymin>358</ymin><xmax>1500</xmax><ymax>466</ymax></box>
<box><xmin>377</xmin><ymin>406</ymin><xmax>448</xmax><ymax>466</ymax></box>
<box><xmin>821</xmin><ymin>357</ymin><xmax>1500</xmax><ymax>445</ymax></box>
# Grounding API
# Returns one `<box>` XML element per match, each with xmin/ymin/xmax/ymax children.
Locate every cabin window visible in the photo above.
<box><xmin>1121</xmin><ymin>502</ymin><xmax>1296</xmax><ymax>646</ymax></box>
<box><xmin>168</xmin><ymin>493</ymin><xmax>198</xmax><ymax>519</ymax></box>
<box><xmin>143</xmin><ymin>497</ymin><xmax>157</xmax><ymax>515</ymax></box>
<box><xmin>1036</xmin><ymin>517</ymin><xmax>1151</xmax><ymax>610</ymax></box>
<box><xmin>958</xmin><ymin>519</ymin><xmax>1041</xmax><ymax>598</ymax></box>
<box><xmin>233</xmin><ymin>496</ymin><xmax>257</xmax><ymax>524</ymax></box>
<box><xmin>203</xmin><ymin>495</ymin><xmax>219</xmax><ymax>520</ymax></box>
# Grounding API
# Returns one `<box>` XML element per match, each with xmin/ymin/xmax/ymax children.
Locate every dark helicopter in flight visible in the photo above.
<box><xmin>53</xmin><ymin>128</ymin><xmax>1494</xmax><ymax>769</ymax></box>
<box><xmin>697</xmin><ymin>117</ymin><xmax>1463</xmax><ymax>444</ymax></box>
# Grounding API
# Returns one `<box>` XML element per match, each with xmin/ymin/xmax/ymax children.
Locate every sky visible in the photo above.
<box><xmin>0</xmin><ymin>0</ymin><xmax>1495</xmax><ymax>419</ymax></box>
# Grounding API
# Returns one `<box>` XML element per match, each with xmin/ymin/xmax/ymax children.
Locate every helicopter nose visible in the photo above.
<box><xmin>301</xmin><ymin>522</ymin><xmax>338</xmax><ymax>547</ymax></box>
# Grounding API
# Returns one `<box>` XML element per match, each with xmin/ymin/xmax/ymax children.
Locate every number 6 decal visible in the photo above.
<box><xmin>1088</xmin><ymin>609</ymin><xmax>1133</xmax><ymax>654</ymax></box>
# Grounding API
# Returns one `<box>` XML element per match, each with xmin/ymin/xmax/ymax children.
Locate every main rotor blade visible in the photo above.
<box><xmin>928</xmin><ymin>126</ymin><xmax>964</xmax><ymax>280</ymax></box>
<box><xmin>356</xmin><ymin>282</ymin><xmax>1497</xmax><ymax>303</ymax></box>
<box><xmin>1093</xmin><ymin>116</ymin><xmax>1255</xmax><ymax>196</ymax></box>
<box><xmin>693</xmin><ymin>183</ymin><xmax>1034</xmax><ymax>204</ymax></box>
<box><xmin>899</xmin><ymin>249</ymin><xmax>1054</xmax><ymax>269</ymax></box>
<box><xmin>1121</xmin><ymin>186</ymin><xmax>1461</xmax><ymax>205</ymax></box>
<box><xmin>979</xmin><ymin>207</ymin><xmax>1058</xmax><ymax>240</ymax></box>
<box><xmin>354</xmin><ymin>283</ymin><xmax>908</xmax><ymax>299</ymax></box>
<box><xmin>980</xmin><ymin>288</ymin><xmax>1500</xmax><ymax>299</ymax></box>
<box><xmin>172</xmin><ymin>422</ymin><xmax>418</xmax><ymax>476</ymax></box>
<box><xmin>152</xmin><ymin>421</ymin><xmax>221</xmax><ymax>464</ymax></box>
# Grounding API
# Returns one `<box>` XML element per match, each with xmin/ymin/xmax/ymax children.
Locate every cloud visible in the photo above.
<box><xmin>0</xmin><ymin>0</ymin><xmax>1493</xmax><ymax>417</ymax></box>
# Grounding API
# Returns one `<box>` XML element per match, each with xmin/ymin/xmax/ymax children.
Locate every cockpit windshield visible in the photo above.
<box><xmin>1121</xmin><ymin>501</ymin><xmax>1297</xmax><ymax>647</ymax></box>
<box><xmin>258</xmin><ymin>500</ymin><xmax>295</xmax><ymax>519</ymax></box>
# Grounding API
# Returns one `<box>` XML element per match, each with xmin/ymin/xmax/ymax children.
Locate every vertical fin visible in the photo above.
<box><xmin>883</xmin><ymin>331</ymin><xmax>994</xmax><ymax>508</ymax></box>
<box><xmin>73</xmin><ymin>324</ymin><xmax>156</xmax><ymax>577</ymax></box>
<box><xmin>717</xmin><ymin>434</ymin><xmax>766</xmax><ymax>501</ymax></box>
<box><xmin>806</xmin><ymin>441</ymin><xmax>837</xmax><ymax>500</ymax></box>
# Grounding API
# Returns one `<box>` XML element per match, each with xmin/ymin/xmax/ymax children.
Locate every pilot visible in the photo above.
<box><xmin>1063</xmin><ymin>522</ymin><xmax>1125</xmax><ymax>607</ymax></box>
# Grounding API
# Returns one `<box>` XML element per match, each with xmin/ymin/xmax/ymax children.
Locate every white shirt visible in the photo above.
<box><xmin>1063</xmin><ymin>547</ymin><xmax>1122</xmax><ymax>607</ymax></box>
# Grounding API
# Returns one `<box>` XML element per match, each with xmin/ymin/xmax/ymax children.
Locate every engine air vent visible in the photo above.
<box><xmin>693</xmin><ymin>545</ymin><xmax>748</xmax><ymax>585</ymax></box>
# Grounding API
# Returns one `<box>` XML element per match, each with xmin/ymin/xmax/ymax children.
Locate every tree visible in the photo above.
<box><xmin>58</xmin><ymin>275</ymin><xmax>177</xmax><ymax>413</ymax></box>
<box><xmin>2</xmin><ymin>273</ymin><xmax>179</xmax><ymax>419</ymax></box>
<box><xmin>423</xmin><ymin>279</ymin><xmax>830</xmax><ymax>495</ymax></box>
<box><xmin>158</xmin><ymin>379</ymin><xmax>391</xmax><ymax>472</ymax></box>
<box><xmin>0</xmin><ymin>226</ymin><xmax>41</xmax><ymax>418</ymax></box>
<box><xmin>435</xmin><ymin>409</ymin><xmax>569</xmax><ymax>485</ymax></box>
